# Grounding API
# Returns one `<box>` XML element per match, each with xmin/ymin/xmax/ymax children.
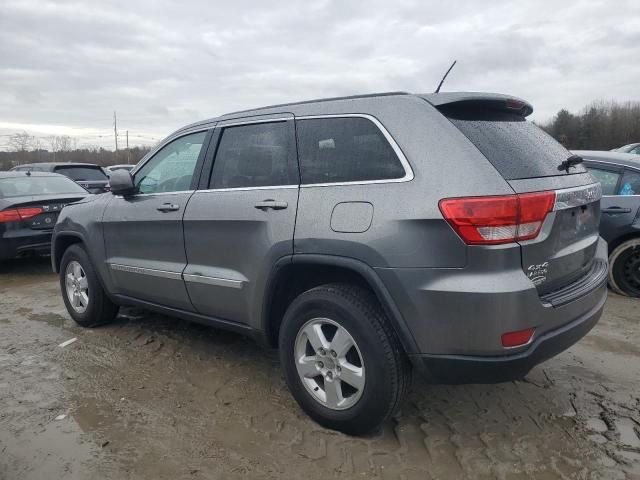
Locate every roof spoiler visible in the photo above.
<box><xmin>420</xmin><ymin>92</ymin><xmax>533</xmax><ymax>117</ymax></box>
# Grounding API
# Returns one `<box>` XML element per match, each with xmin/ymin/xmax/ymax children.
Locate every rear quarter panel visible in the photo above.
<box><xmin>293</xmin><ymin>95</ymin><xmax>514</xmax><ymax>268</ymax></box>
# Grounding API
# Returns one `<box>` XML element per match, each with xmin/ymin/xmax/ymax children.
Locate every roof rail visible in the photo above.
<box><xmin>221</xmin><ymin>91</ymin><xmax>410</xmax><ymax>117</ymax></box>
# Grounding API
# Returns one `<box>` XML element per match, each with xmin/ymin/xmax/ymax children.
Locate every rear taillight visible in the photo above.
<box><xmin>439</xmin><ymin>191</ymin><xmax>556</xmax><ymax>245</ymax></box>
<box><xmin>501</xmin><ymin>327</ymin><xmax>535</xmax><ymax>348</ymax></box>
<box><xmin>0</xmin><ymin>207</ymin><xmax>44</xmax><ymax>223</ymax></box>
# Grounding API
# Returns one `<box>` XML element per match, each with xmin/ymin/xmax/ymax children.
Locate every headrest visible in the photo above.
<box><xmin>237</xmin><ymin>146</ymin><xmax>286</xmax><ymax>177</ymax></box>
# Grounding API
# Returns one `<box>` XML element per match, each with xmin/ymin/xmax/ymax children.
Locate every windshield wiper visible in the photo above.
<box><xmin>558</xmin><ymin>154</ymin><xmax>583</xmax><ymax>173</ymax></box>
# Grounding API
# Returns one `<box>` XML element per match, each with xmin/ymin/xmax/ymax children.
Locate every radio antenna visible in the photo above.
<box><xmin>434</xmin><ymin>60</ymin><xmax>457</xmax><ymax>93</ymax></box>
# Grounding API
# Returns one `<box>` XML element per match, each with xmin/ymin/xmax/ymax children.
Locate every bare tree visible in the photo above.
<box><xmin>8</xmin><ymin>131</ymin><xmax>35</xmax><ymax>165</ymax></box>
<box><xmin>8</xmin><ymin>131</ymin><xmax>34</xmax><ymax>152</ymax></box>
<box><xmin>46</xmin><ymin>135</ymin><xmax>75</xmax><ymax>161</ymax></box>
<box><xmin>56</xmin><ymin>135</ymin><xmax>73</xmax><ymax>152</ymax></box>
<box><xmin>48</xmin><ymin>136</ymin><xmax>59</xmax><ymax>161</ymax></box>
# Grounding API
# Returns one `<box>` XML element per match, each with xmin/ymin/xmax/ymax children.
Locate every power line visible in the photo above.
<box><xmin>113</xmin><ymin>111</ymin><xmax>118</xmax><ymax>152</ymax></box>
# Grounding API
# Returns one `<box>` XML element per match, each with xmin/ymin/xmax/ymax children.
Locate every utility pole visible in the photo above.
<box><xmin>113</xmin><ymin>111</ymin><xmax>118</xmax><ymax>152</ymax></box>
<box><xmin>126</xmin><ymin>130</ymin><xmax>130</xmax><ymax>164</ymax></box>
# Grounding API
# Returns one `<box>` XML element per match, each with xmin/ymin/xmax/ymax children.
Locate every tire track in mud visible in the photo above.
<box><xmin>1</xmin><ymin>258</ymin><xmax>639</xmax><ymax>479</ymax></box>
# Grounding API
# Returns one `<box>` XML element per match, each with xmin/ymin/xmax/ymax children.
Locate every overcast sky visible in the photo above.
<box><xmin>1</xmin><ymin>0</ymin><xmax>639</xmax><ymax>150</ymax></box>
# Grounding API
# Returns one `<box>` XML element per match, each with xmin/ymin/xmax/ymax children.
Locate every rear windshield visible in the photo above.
<box><xmin>0</xmin><ymin>176</ymin><xmax>87</xmax><ymax>198</ymax></box>
<box><xmin>54</xmin><ymin>166</ymin><xmax>107</xmax><ymax>181</ymax></box>
<box><xmin>441</xmin><ymin>108</ymin><xmax>587</xmax><ymax>180</ymax></box>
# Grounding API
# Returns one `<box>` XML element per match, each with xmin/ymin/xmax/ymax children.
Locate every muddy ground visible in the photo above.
<box><xmin>0</xmin><ymin>257</ymin><xmax>639</xmax><ymax>480</ymax></box>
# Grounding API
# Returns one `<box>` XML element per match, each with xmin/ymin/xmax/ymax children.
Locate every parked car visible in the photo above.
<box><xmin>11</xmin><ymin>163</ymin><xmax>110</xmax><ymax>193</ymax></box>
<box><xmin>52</xmin><ymin>91</ymin><xmax>607</xmax><ymax>434</ymax></box>
<box><xmin>1</xmin><ymin>171</ymin><xmax>87</xmax><ymax>260</ymax></box>
<box><xmin>574</xmin><ymin>150</ymin><xmax>640</xmax><ymax>297</ymax></box>
<box><xmin>611</xmin><ymin>143</ymin><xmax>640</xmax><ymax>155</ymax></box>
<box><xmin>105</xmin><ymin>164</ymin><xmax>135</xmax><ymax>177</ymax></box>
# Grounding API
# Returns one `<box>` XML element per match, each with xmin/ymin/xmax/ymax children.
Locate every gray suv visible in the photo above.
<box><xmin>52</xmin><ymin>92</ymin><xmax>608</xmax><ymax>434</ymax></box>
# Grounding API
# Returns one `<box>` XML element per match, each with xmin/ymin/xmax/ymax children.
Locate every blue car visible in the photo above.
<box><xmin>576</xmin><ymin>150</ymin><xmax>640</xmax><ymax>297</ymax></box>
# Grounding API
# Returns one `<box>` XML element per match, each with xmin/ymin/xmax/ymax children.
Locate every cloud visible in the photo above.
<box><xmin>0</xmin><ymin>0</ymin><xmax>639</xmax><ymax>149</ymax></box>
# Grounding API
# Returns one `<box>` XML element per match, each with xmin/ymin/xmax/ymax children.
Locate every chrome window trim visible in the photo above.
<box><xmin>296</xmin><ymin>113</ymin><xmax>414</xmax><ymax>188</ymax></box>
<box><xmin>183</xmin><ymin>273</ymin><xmax>244</xmax><ymax>289</ymax></box>
<box><xmin>109</xmin><ymin>263</ymin><xmax>245</xmax><ymax>288</ymax></box>
<box><xmin>109</xmin><ymin>263</ymin><xmax>182</xmax><ymax>281</ymax></box>
<box><xmin>216</xmin><ymin>116</ymin><xmax>293</xmax><ymax>128</ymax></box>
<box><xmin>115</xmin><ymin>190</ymin><xmax>195</xmax><ymax>198</ymax></box>
<box><xmin>553</xmin><ymin>183</ymin><xmax>602</xmax><ymax>211</ymax></box>
<box><xmin>195</xmin><ymin>185</ymin><xmax>298</xmax><ymax>193</ymax></box>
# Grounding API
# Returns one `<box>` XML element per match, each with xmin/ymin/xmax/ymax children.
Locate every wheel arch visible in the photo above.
<box><xmin>52</xmin><ymin>231</ymin><xmax>86</xmax><ymax>273</ymax></box>
<box><xmin>607</xmin><ymin>231</ymin><xmax>640</xmax><ymax>255</ymax></box>
<box><xmin>261</xmin><ymin>254</ymin><xmax>419</xmax><ymax>354</ymax></box>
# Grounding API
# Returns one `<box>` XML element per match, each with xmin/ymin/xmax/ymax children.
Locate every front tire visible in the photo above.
<box><xmin>279</xmin><ymin>283</ymin><xmax>410</xmax><ymax>435</ymax></box>
<box><xmin>608</xmin><ymin>239</ymin><xmax>640</xmax><ymax>298</ymax></box>
<box><xmin>59</xmin><ymin>244</ymin><xmax>119</xmax><ymax>327</ymax></box>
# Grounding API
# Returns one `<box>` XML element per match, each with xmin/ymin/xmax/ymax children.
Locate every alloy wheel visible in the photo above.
<box><xmin>294</xmin><ymin>318</ymin><xmax>365</xmax><ymax>410</ymax></box>
<box><xmin>65</xmin><ymin>260</ymin><xmax>89</xmax><ymax>313</ymax></box>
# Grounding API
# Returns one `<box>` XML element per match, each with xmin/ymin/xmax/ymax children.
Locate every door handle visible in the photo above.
<box><xmin>157</xmin><ymin>203</ymin><xmax>180</xmax><ymax>212</ymax></box>
<box><xmin>254</xmin><ymin>199</ymin><xmax>288</xmax><ymax>211</ymax></box>
<box><xmin>602</xmin><ymin>206</ymin><xmax>631</xmax><ymax>214</ymax></box>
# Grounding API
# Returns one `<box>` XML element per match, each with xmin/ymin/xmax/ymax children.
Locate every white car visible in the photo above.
<box><xmin>611</xmin><ymin>143</ymin><xmax>640</xmax><ymax>154</ymax></box>
<box><xmin>104</xmin><ymin>164</ymin><xmax>135</xmax><ymax>177</ymax></box>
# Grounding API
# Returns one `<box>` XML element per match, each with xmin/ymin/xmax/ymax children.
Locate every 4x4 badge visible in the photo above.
<box><xmin>527</xmin><ymin>262</ymin><xmax>549</xmax><ymax>285</ymax></box>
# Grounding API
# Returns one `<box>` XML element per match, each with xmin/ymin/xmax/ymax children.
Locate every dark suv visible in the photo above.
<box><xmin>52</xmin><ymin>92</ymin><xmax>607</xmax><ymax>434</ymax></box>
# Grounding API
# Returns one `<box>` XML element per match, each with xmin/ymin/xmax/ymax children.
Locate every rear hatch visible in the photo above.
<box><xmin>53</xmin><ymin>165</ymin><xmax>109</xmax><ymax>193</ymax></box>
<box><xmin>1</xmin><ymin>195</ymin><xmax>86</xmax><ymax>231</ymax></box>
<box><xmin>430</xmin><ymin>95</ymin><xmax>601</xmax><ymax>296</ymax></box>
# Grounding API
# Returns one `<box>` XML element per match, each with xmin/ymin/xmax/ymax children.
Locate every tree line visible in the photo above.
<box><xmin>0</xmin><ymin>133</ymin><xmax>151</xmax><ymax>171</ymax></box>
<box><xmin>540</xmin><ymin>100</ymin><xmax>640</xmax><ymax>150</ymax></box>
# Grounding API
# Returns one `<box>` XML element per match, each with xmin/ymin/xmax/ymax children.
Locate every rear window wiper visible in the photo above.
<box><xmin>558</xmin><ymin>154</ymin><xmax>583</xmax><ymax>173</ymax></box>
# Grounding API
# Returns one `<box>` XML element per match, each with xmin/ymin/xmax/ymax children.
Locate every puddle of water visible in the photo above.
<box><xmin>586</xmin><ymin>417</ymin><xmax>608</xmax><ymax>433</ymax></box>
<box><xmin>0</xmin><ymin>414</ymin><xmax>97</xmax><ymax>480</ymax></box>
<box><xmin>28</xmin><ymin>312</ymin><xmax>68</xmax><ymax>328</ymax></box>
<box><xmin>615</xmin><ymin>417</ymin><xmax>640</xmax><ymax>448</ymax></box>
<box><xmin>588</xmin><ymin>433</ymin><xmax>608</xmax><ymax>445</ymax></box>
<box><xmin>618</xmin><ymin>449</ymin><xmax>640</xmax><ymax>464</ymax></box>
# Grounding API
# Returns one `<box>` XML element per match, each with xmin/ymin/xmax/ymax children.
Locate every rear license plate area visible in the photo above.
<box><xmin>30</xmin><ymin>212</ymin><xmax>58</xmax><ymax>229</ymax></box>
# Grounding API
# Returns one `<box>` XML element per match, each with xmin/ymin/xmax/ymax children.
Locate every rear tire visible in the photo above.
<box><xmin>59</xmin><ymin>244</ymin><xmax>119</xmax><ymax>327</ymax></box>
<box><xmin>608</xmin><ymin>239</ymin><xmax>640</xmax><ymax>298</ymax></box>
<box><xmin>279</xmin><ymin>283</ymin><xmax>410</xmax><ymax>435</ymax></box>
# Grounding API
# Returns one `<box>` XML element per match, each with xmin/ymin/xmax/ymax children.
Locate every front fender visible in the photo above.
<box><xmin>51</xmin><ymin>195</ymin><xmax>113</xmax><ymax>293</ymax></box>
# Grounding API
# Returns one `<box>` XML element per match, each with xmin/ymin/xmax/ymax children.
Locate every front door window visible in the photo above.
<box><xmin>135</xmin><ymin>131</ymin><xmax>207</xmax><ymax>194</ymax></box>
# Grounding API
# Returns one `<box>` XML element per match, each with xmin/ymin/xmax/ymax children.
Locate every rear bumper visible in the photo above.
<box><xmin>375</xmin><ymin>237</ymin><xmax>608</xmax><ymax>381</ymax></box>
<box><xmin>409</xmin><ymin>284</ymin><xmax>605</xmax><ymax>383</ymax></box>
<box><xmin>0</xmin><ymin>231</ymin><xmax>52</xmax><ymax>260</ymax></box>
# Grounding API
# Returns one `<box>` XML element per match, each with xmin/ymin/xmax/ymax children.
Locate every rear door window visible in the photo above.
<box><xmin>296</xmin><ymin>117</ymin><xmax>406</xmax><ymax>184</ymax></box>
<box><xmin>587</xmin><ymin>167</ymin><xmax>621</xmax><ymax>195</ymax></box>
<box><xmin>441</xmin><ymin>108</ymin><xmax>587</xmax><ymax>180</ymax></box>
<box><xmin>54</xmin><ymin>166</ymin><xmax>107</xmax><ymax>181</ymax></box>
<box><xmin>209</xmin><ymin>121</ymin><xmax>296</xmax><ymax>189</ymax></box>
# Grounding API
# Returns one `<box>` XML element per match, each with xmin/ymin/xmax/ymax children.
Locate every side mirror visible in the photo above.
<box><xmin>109</xmin><ymin>169</ymin><xmax>136</xmax><ymax>196</ymax></box>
